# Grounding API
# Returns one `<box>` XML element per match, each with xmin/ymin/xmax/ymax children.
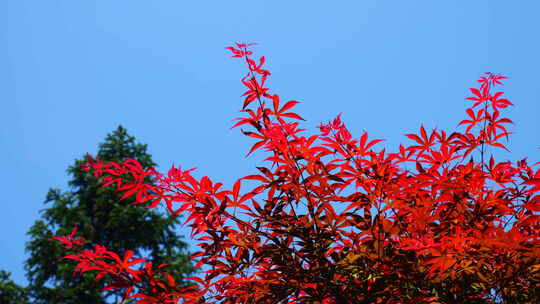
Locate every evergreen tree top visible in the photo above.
<box><xmin>24</xmin><ymin>126</ymin><xmax>193</xmax><ymax>304</ymax></box>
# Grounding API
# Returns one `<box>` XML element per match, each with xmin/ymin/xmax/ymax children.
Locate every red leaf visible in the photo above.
<box><xmin>279</xmin><ymin>112</ymin><xmax>305</xmax><ymax>120</ymax></box>
<box><xmin>279</xmin><ymin>100</ymin><xmax>300</xmax><ymax>113</ymax></box>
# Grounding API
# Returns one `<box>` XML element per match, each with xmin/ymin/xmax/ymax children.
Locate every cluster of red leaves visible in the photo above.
<box><xmin>54</xmin><ymin>44</ymin><xmax>540</xmax><ymax>303</ymax></box>
<box><xmin>54</xmin><ymin>227</ymin><xmax>201</xmax><ymax>304</ymax></box>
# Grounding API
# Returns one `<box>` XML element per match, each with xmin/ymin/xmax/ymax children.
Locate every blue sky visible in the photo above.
<box><xmin>1</xmin><ymin>1</ymin><xmax>539</xmax><ymax>285</ymax></box>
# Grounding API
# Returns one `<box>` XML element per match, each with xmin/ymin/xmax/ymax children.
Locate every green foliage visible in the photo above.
<box><xmin>25</xmin><ymin>126</ymin><xmax>194</xmax><ymax>304</ymax></box>
<box><xmin>0</xmin><ymin>270</ymin><xmax>29</xmax><ymax>304</ymax></box>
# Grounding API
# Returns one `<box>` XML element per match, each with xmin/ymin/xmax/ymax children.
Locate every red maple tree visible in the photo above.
<box><xmin>55</xmin><ymin>44</ymin><xmax>540</xmax><ymax>303</ymax></box>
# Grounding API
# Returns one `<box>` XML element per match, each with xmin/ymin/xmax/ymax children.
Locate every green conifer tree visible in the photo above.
<box><xmin>25</xmin><ymin>126</ymin><xmax>193</xmax><ymax>304</ymax></box>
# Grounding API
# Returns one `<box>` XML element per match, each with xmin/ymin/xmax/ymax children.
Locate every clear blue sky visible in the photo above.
<box><xmin>1</xmin><ymin>1</ymin><xmax>539</xmax><ymax>285</ymax></box>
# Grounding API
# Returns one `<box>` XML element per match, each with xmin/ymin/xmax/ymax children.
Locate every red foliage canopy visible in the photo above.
<box><xmin>55</xmin><ymin>44</ymin><xmax>540</xmax><ymax>303</ymax></box>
